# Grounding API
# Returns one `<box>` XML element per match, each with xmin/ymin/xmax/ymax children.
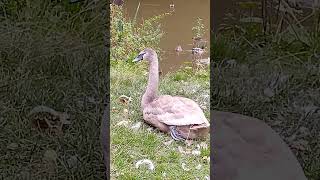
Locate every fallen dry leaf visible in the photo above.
<box><xmin>291</xmin><ymin>139</ymin><xmax>309</xmax><ymax>151</ymax></box>
<box><xmin>116</xmin><ymin>120</ymin><xmax>129</xmax><ymax>127</ymax></box>
<box><xmin>192</xmin><ymin>150</ymin><xmax>201</xmax><ymax>156</ymax></box>
<box><xmin>43</xmin><ymin>149</ymin><xmax>58</xmax><ymax>163</ymax></box>
<box><xmin>163</xmin><ymin>139</ymin><xmax>174</xmax><ymax>146</ymax></box>
<box><xmin>196</xmin><ymin>164</ymin><xmax>202</xmax><ymax>170</ymax></box>
<box><xmin>287</xmin><ymin>134</ymin><xmax>297</xmax><ymax>143</ymax></box>
<box><xmin>131</xmin><ymin>122</ymin><xmax>142</xmax><ymax>131</ymax></box>
<box><xmin>28</xmin><ymin>105</ymin><xmax>70</xmax><ymax>134</ymax></box>
<box><xmin>67</xmin><ymin>155</ymin><xmax>79</xmax><ymax>169</ymax></box>
<box><xmin>298</xmin><ymin>127</ymin><xmax>310</xmax><ymax>136</ymax></box>
<box><xmin>43</xmin><ymin>149</ymin><xmax>58</xmax><ymax>174</ymax></box>
<box><xmin>135</xmin><ymin>159</ymin><xmax>155</xmax><ymax>171</ymax></box>
<box><xmin>185</xmin><ymin>139</ymin><xmax>193</xmax><ymax>146</ymax></box>
<box><xmin>178</xmin><ymin>146</ymin><xmax>194</xmax><ymax>155</ymax></box>
<box><xmin>196</xmin><ymin>144</ymin><xmax>201</xmax><ymax>149</ymax></box>
<box><xmin>7</xmin><ymin>143</ymin><xmax>18</xmax><ymax>150</ymax></box>
<box><xmin>119</xmin><ymin>95</ymin><xmax>132</xmax><ymax>105</ymax></box>
<box><xmin>162</xmin><ymin>172</ymin><xmax>167</xmax><ymax>177</ymax></box>
<box><xmin>200</xmin><ymin>142</ymin><xmax>208</xmax><ymax>149</ymax></box>
<box><xmin>123</xmin><ymin>108</ymin><xmax>129</xmax><ymax>119</ymax></box>
<box><xmin>181</xmin><ymin>162</ymin><xmax>190</xmax><ymax>171</ymax></box>
<box><xmin>200</xmin><ymin>105</ymin><xmax>207</xmax><ymax>110</ymax></box>
<box><xmin>185</xmin><ymin>148</ymin><xmax>192</xmax><ymax>154</ymax></box>
<box><xmin>112</xmin><ymin>107</ymin><xmax>118</xmax><ymax>112</ymax></box>
<box><xmin>178</xmin><ymin>146</ymin><xmax>185</xmax><ymax>154</ymax></box>
<box><xmin>203</xmin><ymin>156</ymin><xmax>210</xmax><ymax>163</ymax></box>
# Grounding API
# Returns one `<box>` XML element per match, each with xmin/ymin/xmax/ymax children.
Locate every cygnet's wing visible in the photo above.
<box><xmin>143</xmin><ymin>95</ymin><xmax>209</xmax><ymax>126</ymax></box>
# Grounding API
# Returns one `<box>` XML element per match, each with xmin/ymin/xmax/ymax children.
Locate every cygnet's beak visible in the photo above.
<box><xmin>132</xmin><ymin>53</ymin><xmax>145</xmax><ymax>63</ymax></box>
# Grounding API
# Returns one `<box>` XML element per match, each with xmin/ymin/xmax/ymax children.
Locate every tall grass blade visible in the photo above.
<box><xmin>133</xmin><ymin>1</ymin><xmax>141</xmax><ymax>25</ymax></box>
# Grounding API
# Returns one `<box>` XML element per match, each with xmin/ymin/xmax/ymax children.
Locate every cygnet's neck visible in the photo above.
<box><xmin>142</xmin><ymin>55</ymin><xmax>159</xmax><ymax>109</ymax></box>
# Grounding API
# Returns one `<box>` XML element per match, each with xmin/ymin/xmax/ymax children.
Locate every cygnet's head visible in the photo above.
<box><xmin>132</xmin><ymin>48</ymin><xmax>157</xmax><ymax>63</ymax></box>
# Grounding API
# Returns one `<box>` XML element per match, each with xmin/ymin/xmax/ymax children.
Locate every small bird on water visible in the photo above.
<box><xmin>175</xmin><ymin>45</ymin><xmax>183</xmax><ymax>56</ymax></box>
<box><xmin>192</xmin><ymin>47</ymin><xmax>205</xmax><ymax>55</ymax></box>
<box><xmin>112</xmin><ymin>0</ymin><xmax>124</xmax><ymax>6</ymax></box>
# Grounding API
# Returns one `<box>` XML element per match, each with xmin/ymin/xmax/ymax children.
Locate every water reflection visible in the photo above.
<box><xmin>124</xmin><ymin>0</ymin><xmax>210</xmax><ymax>74</ymax></box>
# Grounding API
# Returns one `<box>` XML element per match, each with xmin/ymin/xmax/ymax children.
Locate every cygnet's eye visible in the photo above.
<box><xmin>132</xmin><ymin>52</ymin><xmax>146</xmax><ymax>62</ymax></box>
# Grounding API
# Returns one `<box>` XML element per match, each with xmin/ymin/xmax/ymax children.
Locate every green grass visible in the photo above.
<box><xmin>110</xmin><ymin>60</ymin><xmax>210</xmax><ymax>179</ymax></box>
<box><xmin>0</xmin><ymin>1</ymin><xmax>107</xmax><ymax>179</ymax></box>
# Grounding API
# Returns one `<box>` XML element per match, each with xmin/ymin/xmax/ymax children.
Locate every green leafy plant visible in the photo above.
<box><xmin>110</xmin><ymin>4</ymin><xmax>169</xmax><ymax>61</ymax></box>
<box><xmin>192</xmin><ymin>17</ymin><xmax>205</xmax><ymax>38</ymax></box>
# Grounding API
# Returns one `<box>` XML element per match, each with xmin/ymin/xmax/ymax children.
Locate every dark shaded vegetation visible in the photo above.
<box><xmin>212</xmin><ymin>1</ymin><xmax>320</xmax><ymax>179</ymax></box>
<box><xmin>0</xmin><ymin>0</ymin><xmax>107</xmax><ymax>179</ymax></box>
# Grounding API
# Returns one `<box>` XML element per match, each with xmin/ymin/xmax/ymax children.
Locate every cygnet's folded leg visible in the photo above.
<box><xmin>169</xmin><ymin>126</ymin><xmax>186</xmax><ymax>141</ymax></box>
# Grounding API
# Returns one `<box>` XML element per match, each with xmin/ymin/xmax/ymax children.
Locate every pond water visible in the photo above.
<box><xmin>124</xmin><ymin>0</ymin><xmax>210</xmax><ymax>74</ymax></box>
